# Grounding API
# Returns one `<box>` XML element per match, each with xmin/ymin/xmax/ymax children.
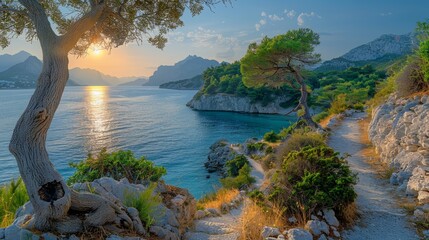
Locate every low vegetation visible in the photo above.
<box><xmin>221</xmin><ymin>164</ymin><xmax>255</xmax><ymax>189</ymax></box>
<box><xmin>68</xmin><ymin>148</ymin><xmax>166</xmax><ymax>184</ymax></box>
<box><xmin>0</xmin><ymin>179</ymin><xmax>29</xmax><ymax>227</ymax></box>
<box><xmin>197</xmin><ymin>188</ymin><xmax>240</xmax><ymax>211</ymax></box>
<box><xmin>271</xmin><ymin>145</ymin><xmax>357</xmax><ymax>219</ymax></box>
<box><xmin>124</xmin><ymin>183</ymin><xmax>162</xmax><ymax>230</ymax></box>
<box><xmin>242</xmin><ymin>127</ymin><xmax>357</xmax><ymax>233</ymax></box>
<box><xmin>263</xmin><ymin>131</ymin><xmax>281</xmax><ymax>143</ymax></box>
<box><xmin>239</xmin><ymin>200</ymin><xmax>285</xmax><ymax>240</ymax></box>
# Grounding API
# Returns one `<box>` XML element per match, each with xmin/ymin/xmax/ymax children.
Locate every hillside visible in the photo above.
<box><xmin>159</xmin><ymin>75</ymin><xmax>203</xmax><ymax>90</ymax></box>
<box><xmin>144</xmin><ymin>55</ymin><xmax>220</xmax><ymax>86</ymax></box>
<box><xmin>317</xmin><ymin>33</ymin><xmax>416</xmax><ymax>72</ymax></box>
<box><xmin>0</xmin><ymin>51</ymin><xmax>32</xmax><ymax>72</ymax></box>
<box><xmin>0</xmin><ymin>56</ymin><xmax>78</xmax><ymax>89</ymax></box>
<box><xmin>0</xmin><ymin>54</ymin><xmax>141</xmax><ymax>88</ymax></box>
<box><xmin>69</xmin><ymin>68</ymin><xmax>141</xmax><ymax>86</ymax></box>
<box><xmin>120</xmin><ymin>77</ymin><xmax>148</xmax><ymax>86</ymax></box>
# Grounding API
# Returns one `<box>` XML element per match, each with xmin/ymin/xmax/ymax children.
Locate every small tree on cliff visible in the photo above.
<box><xmin>0</xmin><ymin>0</ymin><xmax>227</xmax><ymax>233</ymax></box>
<box><xmin>240</xmin><ymin>28</ymin><xmax>321</xmax><ymax>128</ymax></box>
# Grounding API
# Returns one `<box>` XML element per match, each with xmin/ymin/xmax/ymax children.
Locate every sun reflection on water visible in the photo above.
<box><xmin>83</xmin><ymin>86</ymin><xmax>113</xmax><ymax>151</ymax></box>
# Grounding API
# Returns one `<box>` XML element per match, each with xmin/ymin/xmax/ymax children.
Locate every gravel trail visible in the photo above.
<box><xmin>328</xmin><ymin>112</ymin><xmax>419</xmax><ymax>240</ymax></box>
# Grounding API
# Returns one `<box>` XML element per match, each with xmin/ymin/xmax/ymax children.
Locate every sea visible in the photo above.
<box><xmin>0</xmin><ymin>86</ymin><xmax>293</xmax><ymax>198</ymax></box>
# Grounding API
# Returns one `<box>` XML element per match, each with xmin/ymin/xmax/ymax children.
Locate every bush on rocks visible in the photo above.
<box><xmin>68</xmin><ymin>148</ymin><xmax>166</xmax><ymax>184</ymax></box>
<box><xmin>271</xmin><ymin>145</ymin><xmax>357</xmax><ymax>220</ymax></box>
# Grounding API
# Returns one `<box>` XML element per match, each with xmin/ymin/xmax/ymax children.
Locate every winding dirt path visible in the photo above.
<box><xmin>231</xmin><ymin>145</ymin><xmax>265</xmax><ymax>187</ymax></box>
<box><xmin>328</xmin><ymin>112</ymin><xmax>419</xmax><ymax>240</ymax></box>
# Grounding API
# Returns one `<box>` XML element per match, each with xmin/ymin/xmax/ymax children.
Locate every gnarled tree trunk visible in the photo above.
<box><xmin>8</xmin><ymin>0</ymin><xmax>134</xmax><ymax>233</ymax></box>
<box><xmin>293</xmin><ymin>71</ymin><xmax>319</xmax><ymax>129</ymax></box>
<box><xmin>9</xmin><ymin>40</ymin><xmax>73</xmax><ymax>231</ymax></box>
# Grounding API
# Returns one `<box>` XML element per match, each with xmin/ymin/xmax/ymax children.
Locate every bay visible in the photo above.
<box><xmin>0</xmin><ymin>86</ymin><xmax>293</xmax><ymax>198</ymax></box>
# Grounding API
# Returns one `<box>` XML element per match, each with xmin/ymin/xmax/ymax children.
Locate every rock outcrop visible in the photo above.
<box><xmin>369</xmin><ymin>94</ymin><xmax>429</xmax><ymax>202</ymax></box>
<box><xmin>205</xmin><ymin>140</ymin><xmax>235</xmax><ymax>176</ymax></box>
<box><xmin>187</xmin><ymin>94</ymin><xmax>292</xmax><ymax>114</ymax></box>
<box><xmin>2</xmin><ymin>177</ymin><xmax>196</xmax><ymax>240</ymax></box>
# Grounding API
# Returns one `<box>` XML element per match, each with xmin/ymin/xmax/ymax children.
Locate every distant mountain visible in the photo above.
<box><xmin>144</xmin><ymin>55</ymin><xmax>220</xmax><ymax>86</ymax></box>
<box><xmin>316</xmin><ymin>33</ymin><xmax>417</xmax><ymax>72</ymax></box>
<box><xmin>120</xmin><ymin>77</ymin><xmax>148</xmax><ymax>86</ymax></box>
<box><xmin>0</xmin><ymin>56</ymin><xmax>79</xmax><ymax>89</ymax></box>
<box><xmin>69</xmin><ymin>68</ymin><xmax>141</xmax><ymax>86</ymax></box>
<box><xmin>0</xmin><ymin>51</ymin><xmax>32</xmax><ymax>72</ymax></box>
<box><xmin>159</xmin><ymin>75</ymin><xmax>203</xmax><ymax>90</ymax></box>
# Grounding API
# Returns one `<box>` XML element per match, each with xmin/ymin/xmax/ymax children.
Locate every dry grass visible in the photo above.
<box><xmin>399</xmin><ymin>201</ymin><xmax>418</xmax><ymax>215</ymax></box>
<box><xmin>337</xmin><ymin>202</ymin><xmax>359</xmax><ymax>228</ymax></box>
<box><xmin>319</xmin><ymin>113</ymin><xmax>336</xmax><ymax>129</ymax></box>
<box><xmin>197</xmin><ymin>188</ymin><xmax>239</xmax><ymax>211</ymax></box>
<box><xmin>238</xmin><ymin>200</ymin><xmax>286</xmax><ymax>240</ymax></box>
<box><xmin>358</xmin><ymin>117</ymin><xmax>394</xmax><ymax>179</ymax></box>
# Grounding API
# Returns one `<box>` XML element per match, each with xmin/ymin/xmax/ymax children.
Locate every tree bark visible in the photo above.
<box><xmin>293</xmin><ymin>71</ymin><xmax>319</xmax><ymax>129</ymax></box>
<box><xmin>8</xmin><ymin>0</ymin><xmax>133</xmax><ymax>233</ymax></box>
<box><xmin>9</xmin><ymin>45</ymin><xmax>73</xmax><ymax>230</ymax></box>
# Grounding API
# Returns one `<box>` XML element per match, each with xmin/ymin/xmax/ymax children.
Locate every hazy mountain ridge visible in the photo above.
<box><xmin>0</xmin><ymin>52</ymin><xmax>143</xmax><ymax>88</ymax></box>
<box><xmin>0</xmin><ymin>51</ymin><xmax>32</xmax><ymax>72</ymax></box>
<box><xmin>0</xmin><ymin>56</ymin><xmax>78</xmax><ymax>88</ymax></box>
<box><xmin>317</xmin><ymin>33</ymin><xmax>416</xmax><ymax>72</ymax></box>
<box><xmin>144</xmin><ymin>55</ymin><xmax>220</xmax><ymax>86</ymax></box>
<box><xmin>159</xmin><ymin>75</ymin><xmax>203</xmax><ymax>90</ymax></box>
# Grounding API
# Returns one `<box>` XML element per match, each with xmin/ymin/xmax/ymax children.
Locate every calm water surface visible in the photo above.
<box><xmin>0</xmin><ymin>86</ymin><xmax>293</xmax><ymax>198</ymax></box>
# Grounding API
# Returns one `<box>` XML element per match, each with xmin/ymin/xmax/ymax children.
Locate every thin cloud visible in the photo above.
<box><xmin>287</xmin><ymin>10</ymin><xmax>296</xmax><ymax>18</ymax></box>
<box><xmin>261</xmin><ymin>11</ymin><xmax>267</xmax><ymax>17</ymax></box>
<box><xmin>297</xmin><ymin>12</ymin><xmax>321</xmax><ymax>26</ymax></box>
<box><xmin>269</xmin><ymin>14</ymin><xmax>284</xmax><ymax>21</ymax></box>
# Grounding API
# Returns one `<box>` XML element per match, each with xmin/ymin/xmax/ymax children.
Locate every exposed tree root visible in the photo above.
<box><xmin>22</xmin><ymin>190</ymin><xmax>135</xmax><ymax>235</ymax></box>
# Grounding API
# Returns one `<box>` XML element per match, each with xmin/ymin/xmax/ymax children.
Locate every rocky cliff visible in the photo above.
<box><xmin>369</xmin><ymin>94</ymin><xmax>429</xmax><ymax>204</ymax></box>
<box><xmin>187</xmin><ymin>94</ymin><xmax>292</xmax><ymax>114</ymax></box>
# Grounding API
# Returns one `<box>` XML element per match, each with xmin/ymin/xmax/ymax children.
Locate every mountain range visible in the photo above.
<box><xmin>144</xmin><ymin>55</ymin><xmax>220</xmax><ymax>86</ymax></box>
<box><xmin>0</xmin><ymin>51</ymin><xmax>32</xmax><ymax>72</ymax></box>
<box><xmin>316</xmin><ymin>33</ymin><xmax>417</xmax><ymax>72</ymax></box>
<box><xmin>0</xmin><ymin>52</ymin><xmax>147</xmax><ymax>89</ymax></box>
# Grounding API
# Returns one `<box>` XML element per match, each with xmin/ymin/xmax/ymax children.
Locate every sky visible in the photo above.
<box><xmin>2</xmin><ymin>0</ymin><xmax>429</xmax><ymax>77</ymax></box>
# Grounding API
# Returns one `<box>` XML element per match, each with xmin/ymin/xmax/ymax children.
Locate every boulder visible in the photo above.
<box><xmin>305</xmin><ymin>220</ymin><xmax>329</xmax><ymax>236</ymax></box>
<box><xmin>195</xmin><ymin>210</ymin><xmax>206</xmax><ymax>219</ymax></box>
<box><xmin>261</xmin><ymin>226</ymin><xmax>281</xmax><ymax>238</ymax></box>
<box><xmin>418</xmin><ymin>190</ymin><xmax>429</xmax><ymax>204</ymax></box>
<box><xmin>322</xmin><ymin>209</ymin><xmax>339</xmax><ymax>227</ymax></box>
<box><xmin>286</xmin><ymin>228</ymin><xmax>313</xmax><ymax>240</ymax></box>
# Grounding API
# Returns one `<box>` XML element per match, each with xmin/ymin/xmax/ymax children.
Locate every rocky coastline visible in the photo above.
<box><xmin>186</xmin><ymin>93</ymin><xmax>293</xmax><ymax>114</ymax></box>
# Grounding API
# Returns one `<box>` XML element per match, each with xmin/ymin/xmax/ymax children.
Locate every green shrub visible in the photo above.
<box><xmin>68</xmin><ymin>148</ymin><xmax>166</xmax><ymax>184</ymax></box>
<box><xmin>328</xmin><ymin>93</ymin><xmax>348</xmax><ymax>115</ymax></box>
<box><xmin>226</xmin><ymin>155</ymin><xmax>249</xmax><ymax>177</ymax></box>
<box><xmin>221</xmin><ymin>164</ymin><xmax>255</xmax><ymax>189</ymax></box>
<box><xmin>0</xmin><ymin>178</ymin><xmax>29</xmax><ymax>227</ymax></box>
<box><xmin>248</xmin><ymin>190</ymin><xmax>265</xmax><ymax>203</ymax></box>
<box><xmin>124</xmin><ymin>183</ymin><xmax>162</xmax><ymax>229</ymax></box>
<box><xmin>247</xmin><ymin>142</ymin><xmax>266</xmax><ymax>152</ymax></box>
<box><xmin>274</xmin><ymin>145</ymin><xmax>357</xmax><ymax>216</ymax></box>
<box><xmin>276</xmin><ymin>130</ymin><xmax>326</xmax><ymax>161</ymax></box>
<box><xmin>265</xmin><ymin>146</ymin><xmax>274</xmax><ymax>154</ymax></box>
<box><xmin>263</xmin><ymin>131</ymin><xmax>280</xmax><ymax>143</ymax></box>
<box><xmin>312</xmin><ymin>111</ymin><xmax>329</xmax><ymax>123</ymax></box>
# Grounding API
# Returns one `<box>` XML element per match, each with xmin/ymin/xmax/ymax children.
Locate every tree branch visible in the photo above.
<box><xmin>60</xmin><ymin>2</ymin><xmax>105</xmax><ymax>52</ymax></box>
<box><xmin>0</xmin><ymin>7</ymin><xmax>28</xmax><ymax>17</ymax></box>
<box><xmin>17</xmin><ymin>0</ymin><xmax>57</xmax><ymax>48</ymax></box>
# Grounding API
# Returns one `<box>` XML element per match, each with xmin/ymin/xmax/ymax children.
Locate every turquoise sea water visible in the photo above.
<box><xmin>0</xmin><ymin>86</ymin><xmax>293</xmax><ymax>198</ymax></box>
